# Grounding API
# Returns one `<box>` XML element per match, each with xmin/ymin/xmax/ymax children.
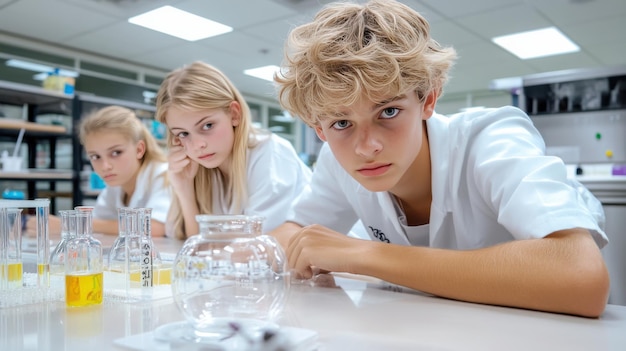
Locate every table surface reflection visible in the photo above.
<box><xmin>2</xmin><ymin>234</ymin><xmax>626</xmax><ymax>351</ymax></box>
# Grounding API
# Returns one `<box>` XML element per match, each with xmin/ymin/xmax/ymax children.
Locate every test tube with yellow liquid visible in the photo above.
<box><xmin>35</xmin><ymin>199</ymin><xmax>50</xmax><ymax>288</ymax></box>
<box><xmin>0</xmin><ymin>208</ymin><xmax>23</xmax><ymax>290</ymax></box>
<box><xmin>65</xmin><ymin>208</ymin><xmax>103</xmax><ymax>307</ymax></box>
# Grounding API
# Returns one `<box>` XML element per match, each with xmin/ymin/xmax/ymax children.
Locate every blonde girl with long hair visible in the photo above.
<box><xmin>155</xmin><ymin>61</ymin><xmax>311</xmax><ymax>240</ymax></box>
<box><xmin>28</xmin><ymin>105</ymin><xmax>171</xmax><ymax>237</ymax></box>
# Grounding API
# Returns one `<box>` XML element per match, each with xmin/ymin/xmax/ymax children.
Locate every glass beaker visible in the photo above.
<box><xmin>65</xmin><ymin>209</ymin><xmax>103</xmax><ymax>307</ymax></box>
<box><xmin>50</xmin><ymin>210</ymin><xmax>77</xmax><ymax>275</ymax></box>
<box><xmin>170</xmin><ymin>215</ymin><xmax>290</xmax><ymax>343</ymax></box>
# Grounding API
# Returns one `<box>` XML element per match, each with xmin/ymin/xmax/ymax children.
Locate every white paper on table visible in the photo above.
<box><xmin>113</xmin><ymin>325</ymin><xmax>319</xmax><ymax>351</ymax></box>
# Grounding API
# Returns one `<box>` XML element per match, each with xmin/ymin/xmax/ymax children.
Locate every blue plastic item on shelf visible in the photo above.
<box><xmin>2</xmin><ymin>189</ymin><xmax>25</xmax><ymax>200</ymax></box>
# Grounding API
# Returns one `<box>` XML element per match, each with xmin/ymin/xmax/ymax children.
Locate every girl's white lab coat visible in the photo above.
<box><xmin>209</xmin><ymin>133</ymin><xmax>312</xmax><ymax>233</ymax></box>
<box><xmin>288</xmin><ymin>106</ymin><xmax>608</xmax><ymax>249</ymax></box>
<box><xmin>93</xmin><ymin>161</ymin><xmax>170</xmax><ymax>224</ymax></box>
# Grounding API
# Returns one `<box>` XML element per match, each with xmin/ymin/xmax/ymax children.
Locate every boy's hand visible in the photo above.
<box><xmin>287</xmin><ymin>224</ymin><xmax>367</xmax><ymax>280</ymax></box>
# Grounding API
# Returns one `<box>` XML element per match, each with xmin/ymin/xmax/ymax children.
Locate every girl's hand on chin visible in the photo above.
<box><xmin>167</xmin><ymin>145</ymin><xmax>199</xmax><ymax>190</ymax></box>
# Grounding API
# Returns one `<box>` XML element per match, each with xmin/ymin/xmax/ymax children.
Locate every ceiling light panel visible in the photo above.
<box><xmin>492</xmin><ymin>27</ymin><xmax>580</xmax><ymax>60</ymax></box>
<box><xmin>128</xmin><ymin>6</ymin><xmax>233</xmax><ymax>41</ymax></box>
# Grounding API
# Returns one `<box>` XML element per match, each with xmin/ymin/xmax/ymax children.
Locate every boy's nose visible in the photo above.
<box><xmin>355</xmin><ymin>128</ymin><xmax>382</xmax><ymax>158</ymax></box>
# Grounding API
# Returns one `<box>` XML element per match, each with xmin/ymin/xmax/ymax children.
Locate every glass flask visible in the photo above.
<box><xmin>50</xmin><ymin>210</ymin><xmax>77</xmax><ymax>275</ymax></box>
<box><xmin>107</xmin><ymin>207</ymin><xmax>130</xmax><ymax>273</ymax></box>
<box><xmin>170</xmin><ymin>215</ymin><xmax>290</xmax><ymax>343</ymax></box>
<box><xmin>65</xmin><ymin>209</ymin><xmax>103</xmax><ymax>307</ymax></box>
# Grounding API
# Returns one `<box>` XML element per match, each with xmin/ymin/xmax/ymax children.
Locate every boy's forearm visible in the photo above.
<box><xmin>361</xmin><ymin>228</ymin><xmax>609</xmax><ymax>318</ymax></box>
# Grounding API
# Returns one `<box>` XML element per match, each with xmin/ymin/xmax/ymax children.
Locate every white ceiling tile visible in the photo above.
<box><xmin>0</xmin><ymin>0</ymin><xmax>622</xmax><ymax>101</ymax></box>
<box><xmin>419</xmin><ymin>0</ymin><xmax>521</xmax><ymax>19</ymax></box>
<box><xmin>583</xmin><ymin>42</ymin><xmax>626</xmax><ymax>67</ymax></box>
<box><xmin>562</xmin><ymin>16</ymin><xmax>626</xmax><ymax>47</ymax></box>
<box><xmin>453</xmin><ymin>41</ymin><xmax>519</xmax><ymax>65</ymax></box>
<box><xmin>65</xmin><ymin>22</ymin><xmax>181</xmax><ymax>61</ymax></box>
<box><xmin>0</xmin><ymin>0</ymin><xmax>118</xmax><ymax>42</ymax></box>
<box><xmin>525</xmin><ymin>0</ymin><xmax>626</xmax><ymax>26</ymax></box>
<box><xmin>179</xmin><ymin>0</ymin><xmax>297</xmax><ymax>28</ymax></box>
<box><xmin>429</xmin><ymin>21</ymin><xmax>482</xmax><ymax>47</ymax></box>
<box><xmin>59</xmin><ymin>0</ymin><xmax>183</xmax><ymax>18</ymax></box>
<box><xmin>455</xmin><ymin>4</ymin><xmax>553</xmax><ymax>38</ymax></box>
<box><xmin>524</xmin><ymin>51</ymin><xmax>602</xmax><ymax>73</ymax></box>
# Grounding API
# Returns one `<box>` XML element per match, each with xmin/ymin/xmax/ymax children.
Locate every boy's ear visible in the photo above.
<box><xmin>314</xmin><ymin>125</ymin><xmax>327</xmax><ymax>141</ymax></box>
<box><xmin>136</xmin><ymin>140</ymin><xmax>146</xmax><ymax>159</ymax></box>
<box><xmin>229</xmin><ymin>101</ymin><xmax>242</xmax><ymax>127</ymax></box>
<box><xmin>422</xmin><ymin>90</ymin><xmax>439</xmax><ymax>119</ymax></box>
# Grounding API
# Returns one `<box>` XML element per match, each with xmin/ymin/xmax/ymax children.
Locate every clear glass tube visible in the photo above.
<box><xmin>124</xmin><ymin>208</ymin><xmax>141</xmax><ymax>284</ymax></box>
<box><xmin>0</xmin><ymin>208</ymin><xmax>23</xmax><ymax>290</ymax></box>
<box><xmin>35</xmin><ymin>198</ymin><xmax>50</xmax><ymax>288</ymax></box>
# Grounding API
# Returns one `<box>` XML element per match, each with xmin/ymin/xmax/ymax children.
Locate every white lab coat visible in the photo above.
<box><xmin>209</xmin><ymin>133</ymin><xmax>312</xmax><ymax>233</ymax></box>
<box><xmin>92</xmin><ymin>161</ymin><xmax>170</xmax><ymax>223</ymax></box>
<box><xmin>288</xmin><ymin>106</ymin><xmax>608</xmax><ymax>249</ymax></box>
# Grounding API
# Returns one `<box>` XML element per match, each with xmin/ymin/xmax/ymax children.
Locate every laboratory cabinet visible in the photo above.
<box><xmin>248</xmin><ymin>100</ymin><xmax>304</xmax><ymax>155</ymax></box>
<box><xmin>0</xmin><ymin>80</ymin><xmax>162</xmax><ymax>211</ymax></box>
<box><xmin>521</xmin><ymin>66</ymin><xmax>626</xmax><ymax>306</ymax></box>
<box><xmin>0</xmin><ymin>80</ymin><xmax>76</xmax><ymax>213</ymax></box>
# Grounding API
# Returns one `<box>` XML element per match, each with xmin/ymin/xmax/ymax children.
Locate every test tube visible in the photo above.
<box><xmin>0</xmin><ymin>208</ymin><xmax>23</xmax><ymax>290</ymax></box>
<box><xmin>35</xmin><ymin>198</ymin><xmax>50</xmax><ymax>288</ymax></box>
<box><xmin>1</xmin><ymin>207</ymin><xmax>8</xmax><ymax>291</ymax></box>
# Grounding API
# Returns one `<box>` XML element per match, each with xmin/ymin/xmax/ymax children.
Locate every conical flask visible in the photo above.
<box><xmin>50</xmin><ymin>210</ymin><xmax>77</xmax><ymax>275</ymax></box>
<box><xmin>107</xmin><ymin>207</ymin><xmax>130</xmax><ymax>273</ymax></box>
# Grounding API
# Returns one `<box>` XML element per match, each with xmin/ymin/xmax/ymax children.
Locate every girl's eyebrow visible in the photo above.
<box><xmin>169</xmin><ymin>116</ymin><xmax>213</xmax><ymax>131</ymax></box>
<box><xmin>194</xmin><ymin>116</ymin><xmax>213</xmax><ymax>127</ymax></box>
<box><xmin>86</xmin><ymin>143</ymin><xmax>124</xmax><ymax>155</ymax></box>
<box><xmin>106</xmin><ymin>144</ymin><xmax>124</xmax><ymax>151</ymax></box>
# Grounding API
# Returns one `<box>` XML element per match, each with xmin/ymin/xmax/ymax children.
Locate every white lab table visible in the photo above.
<box><xmin>2</xmin><ymin>235</ymin><xmax>626</xmax><ymax>351</ymax></box>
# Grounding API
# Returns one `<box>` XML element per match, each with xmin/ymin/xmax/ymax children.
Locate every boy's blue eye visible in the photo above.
<box><xmin>332</xmin><ymin>120</ymin><xmax>351</xmax><ymax>130</ymax></box>
<box><xmin>177</xmin><ymin>132</ymin><xmax>188</xmax><ymax>138</ymax></box>
<box><xmin>381</xmin><ymin>107</ymin><xmax>399</xmax><ymax>118</ymax></box>
<box><xmin>89</xmin><ymin>155</ymin><xmax>99</xmax><ymax>161</ymax></box>
<box><xmin>202</xmin><ymin>123</ymin><xmax>213</xmax><ymax>130</ymax></box>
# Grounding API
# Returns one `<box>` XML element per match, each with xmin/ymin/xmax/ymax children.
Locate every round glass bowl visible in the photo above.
<box><xmin>171</xmin><ymin>215</ymin><xmax>290</xmax><ymax>342</ymax></box>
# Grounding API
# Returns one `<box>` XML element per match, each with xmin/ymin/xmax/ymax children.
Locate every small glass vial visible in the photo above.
<box><xmin>50</xmin><ymin>210</ymin><xmax>77</xmax><ymax>275</ymax></box>
<box><xmin>65</xmin><ymin>209</ymin><xmax>103</xmax><ymax>307</ymax></box>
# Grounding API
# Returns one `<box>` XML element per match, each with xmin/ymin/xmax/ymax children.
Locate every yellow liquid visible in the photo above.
<box><xmin>38</xmin><ymin>263</ymin><xmax>49</xmax><ymax>275</ymax></box>
<box><xmin>65</xmin><ymin>272</ymin><xmax>103</xmax><ymax>307</ymax></box>
<box><xmin>129</xmin><ymin>267</ymin><xmax>171</xmax><ymax>285</ymax></box>
<box><xmin>0</xmin><ymin>262</ymin><xmax>23</xmax><ymax>282</ymax></box>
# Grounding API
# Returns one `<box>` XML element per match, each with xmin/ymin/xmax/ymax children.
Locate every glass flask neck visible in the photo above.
<box><xmin>194</xmin><ymin>214</ymin><xmax>265</xmax><ymax>236</ymax></box>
